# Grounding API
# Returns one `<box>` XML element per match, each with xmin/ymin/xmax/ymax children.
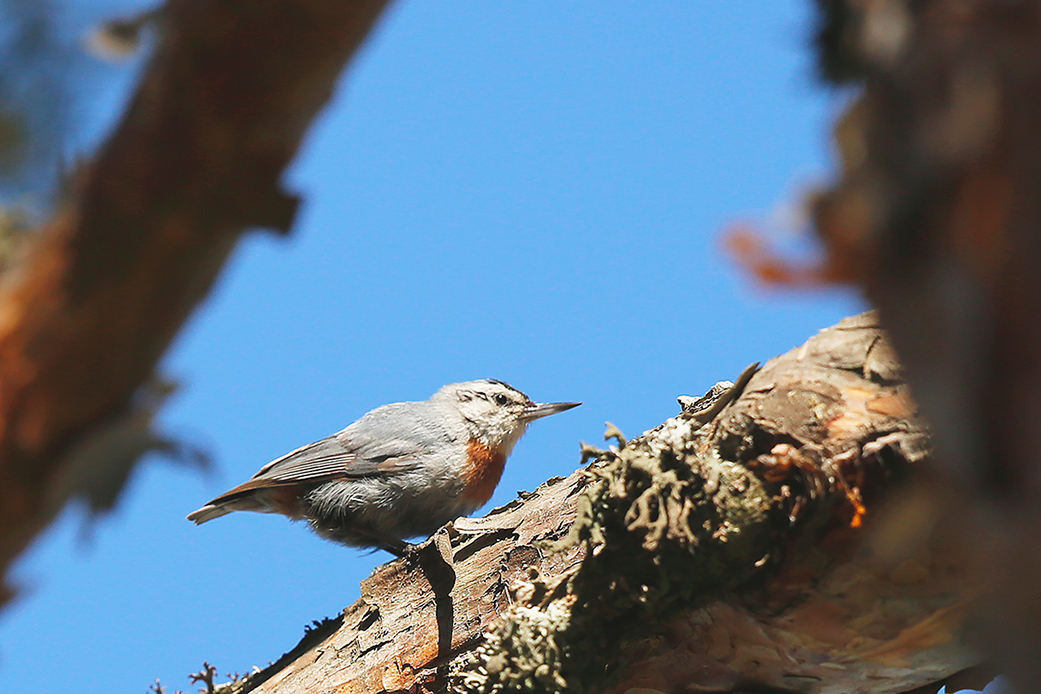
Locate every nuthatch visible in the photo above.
<box><xmin>187</xmin><ymin>380</ymin><xmax>579</xmax><ymax>555</ymax></box>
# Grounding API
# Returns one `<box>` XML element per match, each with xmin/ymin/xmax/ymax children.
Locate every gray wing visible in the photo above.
<box><xmin>199</xmin><ymin>431</ymin><xmax>426</xmax><ymax>508</ymax></box>
<box><xmin>201</xmin><ymin>401</ymin><xmax>447</xmax><ymax>507</ymax></box>
<box><xmin>249</xmin><ymin>431</ymin><xmax>425</xmax><ymax>485</ymax></box>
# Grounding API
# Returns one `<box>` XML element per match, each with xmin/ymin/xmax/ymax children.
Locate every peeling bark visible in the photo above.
<box><xmin>220</xmin><ymin>313</ymin><xmax>980</xmax><ymax>694</ymax></box>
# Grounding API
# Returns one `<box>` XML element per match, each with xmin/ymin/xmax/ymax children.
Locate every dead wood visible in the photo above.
<box><xmin>0</xmin><ymin>0</ymin><xmax>391</xmax><ymax>600</ymax></box>
<box><xmin>219</xmin><ymin>313</ymin><xmax>980</xmax><ymax>694</ymax></box>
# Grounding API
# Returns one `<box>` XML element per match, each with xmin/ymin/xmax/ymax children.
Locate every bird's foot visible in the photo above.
<box><xmin>378</xmin><ymin>537</ymin><xmax>415</xmax><ymax>559</ymax></box>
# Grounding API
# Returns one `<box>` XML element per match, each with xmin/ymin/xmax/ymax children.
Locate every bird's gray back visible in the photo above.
<box><xmin>343</xmin><ymin>398</ymin><xmax>465</xmax><ymax>466</ymax></box>
<box><xmin>245</xmin><ymin>398</ymin><xmax>466</xmax><ymax>488</ymax></box>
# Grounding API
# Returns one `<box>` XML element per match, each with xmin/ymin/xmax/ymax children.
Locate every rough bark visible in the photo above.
<box><xmin>215</xmin><ymin>313</ymin><xmax>980</xmax><ymax>694</ymax></box>
<box><xmin>0</xmin><ymin>0</ymin><xmax>390</xmax><ymax>600</ymax></box>
<box><xmin>809</xmin><ymin>2</ymin><xmax>1041</xmax><ymax>689</ymax></box>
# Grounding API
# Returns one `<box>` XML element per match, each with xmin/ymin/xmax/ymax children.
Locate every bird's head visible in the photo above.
<box><xmin>435</xmin><ymin>380</ymin><xmax>580</xmax><ymax>455</ymax></box>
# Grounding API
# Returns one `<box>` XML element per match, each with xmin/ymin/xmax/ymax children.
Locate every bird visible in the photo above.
<box><xmin>187</xmin><ymin>380</ymin><xmax>579</xmax><ymax>556</ymax></box>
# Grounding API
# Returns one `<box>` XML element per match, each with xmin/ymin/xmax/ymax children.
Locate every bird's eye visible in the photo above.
<box><xmin>494</xmin><ymin>393</ymin><xmax>509</xmax><ymax>406</ymax></box>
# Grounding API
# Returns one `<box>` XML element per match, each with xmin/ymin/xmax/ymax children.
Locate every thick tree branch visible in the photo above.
<box><xmin>218</xmin><ymin>314</ymin><xmax>980</xmax><ymax>694</ymax></box>
<box><xmin>0</xmin><ymin>0</ymin><xmax>390</xmax><ymax>597</ymax></box>
<box><xmin>811</xmin><ymin>2</ymin><xmax>1041</xmax><ymax>688</ymax></box>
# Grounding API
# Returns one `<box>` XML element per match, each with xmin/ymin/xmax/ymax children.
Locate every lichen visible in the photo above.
<box><xmin>456</xmin><ymin>593</ymin><xmax>576</xmax><ymax>694</ymax></box>
<box><xmin>462</xmin><ymin>382</ymin><xmax>792</xmax><ymax>694</ymax></box>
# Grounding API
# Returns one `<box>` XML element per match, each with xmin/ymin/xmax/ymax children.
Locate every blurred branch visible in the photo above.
<box><xmin>215</xmin><ymin>315</ymin><xmax>982</xmax><ymax>694</ymax></box>
<box><xmin>0</xmin><ymin>0</ymin><xmax>390</xmax><ymax>601</ymax></box>
<box><xmin>810</xmin><ymin>2</ymin><xmax>1041</xmax><ymax>691</ymax></box>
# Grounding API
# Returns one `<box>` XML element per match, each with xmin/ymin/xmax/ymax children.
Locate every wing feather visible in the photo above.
<box><xmin>248</xmin><ymin>431</ymin><xmax>424</xmax><ymax>485</ymax></box>
<box><xmin>200</xmin><ymin>401</ymin><xmax>442</xmax><ymax>509</ymax></box>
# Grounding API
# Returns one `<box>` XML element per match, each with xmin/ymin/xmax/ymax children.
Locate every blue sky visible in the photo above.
<box><xmin>0</xmin><ymin>2</ymin><xmax>894</xmax><ymax>692</ymax></box>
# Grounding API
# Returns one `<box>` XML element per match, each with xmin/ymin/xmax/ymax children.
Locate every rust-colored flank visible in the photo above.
<box><xmin>267</xmin><ymin>486</ymin><xmax>305</xmax><ymax>520</ymax></box>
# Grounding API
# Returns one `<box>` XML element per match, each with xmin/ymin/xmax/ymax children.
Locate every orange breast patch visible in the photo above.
<box><xmin>461</xmin><ymin>439</ymin><xmax>507</xmax><ymax>507</ymax></box>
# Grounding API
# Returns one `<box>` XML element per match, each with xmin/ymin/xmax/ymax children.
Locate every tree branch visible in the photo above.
<box><xmin>220</xmin><ymin>313</ymin><xmax>980</xmax><ymax>694</ymax></box>
<box><xmin>0</xmin><ymin>0</ymin><xmax>391</xmax><ymax>598</ymax></box>
<box><xmin>811</xmin><ymin>2</ymin><xmax>1041</xmax><ymax>688</ymax></box>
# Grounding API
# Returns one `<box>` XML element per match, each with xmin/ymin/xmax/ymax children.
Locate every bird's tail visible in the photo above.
<box><xmin>186</xmin><ymin>504</ymin><xmax>233</xmax><ymax>525</ymax></box>
<box><xmin>187</xmin><ymin>489</ymin><xmax>279</xmax><ymax>524</ymax></box>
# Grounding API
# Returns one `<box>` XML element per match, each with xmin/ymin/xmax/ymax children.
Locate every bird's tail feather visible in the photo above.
<box><xmin>186</xmin><ymin>504</ymin><xmax>232</xmax><ymax>524</ymax></box>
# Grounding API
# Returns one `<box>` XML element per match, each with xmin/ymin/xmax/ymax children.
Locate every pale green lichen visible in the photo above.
<box><xmin>461</xmin><ymin>392</ymin><xmax>791</xmax><ymax>694</ymax></box>
<box><xmin>457</xmin><ymin>597</ymin><xmax>576</xmax><ymax>694</ymax></box>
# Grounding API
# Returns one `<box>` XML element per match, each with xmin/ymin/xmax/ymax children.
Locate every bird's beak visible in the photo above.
<box><xmin>521</xmin><ymin>401</ymin><xmax>581</xmax><ymax>422</ymax></box>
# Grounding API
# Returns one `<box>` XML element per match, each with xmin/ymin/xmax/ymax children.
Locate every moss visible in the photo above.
<box><xmin>463</xmin><ymin>388</ymin><xmax>793</xmax><ymax>694</ymax></box>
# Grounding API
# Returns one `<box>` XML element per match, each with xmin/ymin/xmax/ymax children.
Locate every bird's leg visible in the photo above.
<box><xmin>378</xmin><ymin>533</ymin><xmax>440</xmax><ymax>569</ymax></box>
<box><xmin>378</xmin><ymin>537</ymin><xmax>416</xmax><ymax>558</ymax></box>
<box><xmin>348</xmin><ymin>523</ymin><xmax>415</xmax><ymax>558</ymax></box>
